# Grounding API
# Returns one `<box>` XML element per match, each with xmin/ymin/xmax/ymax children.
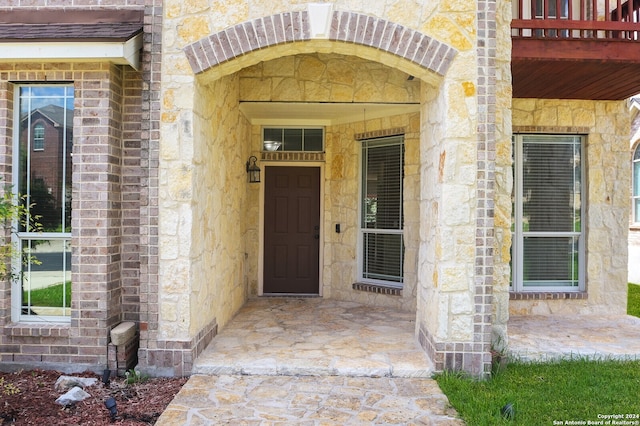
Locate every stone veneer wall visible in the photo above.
<box><xmin>511</xmin><ymin>99</ymin><xmax>629</xmax><ymax>316</ymax></box>
<box><xmin>0</xmin><ymin>62</ymin><xmax>137</xmax><ymax>371</ymax></box>
<box><xmin>156</xmin><ymin>72</ymin><xmax>250</xmax><ymax>341</ymax></box>
<box><xmin>323</xmin><ymin>115</ymin><xmax>420</xmax><ymax>311</ymax></box>
<box><xmin>196</xmin><ymin>74</ymin><xmax>252</xmax><ymax>329</ymax></box>
<box><xmin>238</xmin><ymin>53</ymin><xmax>420</xmax><ymax>104</ymax></box>
<box><xmin>415</xmin><ymin>0</ymin><xmax>507</xmax><ymax>376</ymax></box>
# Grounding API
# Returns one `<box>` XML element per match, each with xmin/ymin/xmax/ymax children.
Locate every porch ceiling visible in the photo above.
<box><xmin>239</xmin><ymin>102</ymin><xmax>420</xmax><ymax>126</ymax></box>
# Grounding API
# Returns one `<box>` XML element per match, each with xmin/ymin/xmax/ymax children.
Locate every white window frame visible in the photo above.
<box><xmin>358</xmin><ymin>135</ymin><xmax>404</xmax><ymax>288</ymax></box>
<box><xmin>11</xmin><ymin>84</ymin><xmax>73</xmax><ymax>323</ymax></box>
<box><xmin>511</xmin><ymin>134</ymin><xmax>585</xmax><ymax>292</ymax></box>
<box><xmin>262</xmin><ymin>127</ymin><xmax>324</xmax><ymax>152</ymax></box>
<box><xmin>633</xmin><ymin>143</ymin><xmax>640</xmax><ymax>223</ymax></box>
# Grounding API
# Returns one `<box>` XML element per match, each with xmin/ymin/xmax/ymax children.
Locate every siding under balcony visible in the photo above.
<box><xmin>512</xmin><ymin>0</ymin><xmax>640</xmax><ymax>99</ymax></box>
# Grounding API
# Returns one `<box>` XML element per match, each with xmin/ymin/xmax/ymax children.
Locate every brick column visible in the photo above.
<box><xmin>137</xmin><ymin>0</ymin><xmax>164</xmax><ymax>373</ymax></box>
<box><xmin>71</xmin><ymin>64</ymin><xmax>125</xmax><ymax>365</ymax></box>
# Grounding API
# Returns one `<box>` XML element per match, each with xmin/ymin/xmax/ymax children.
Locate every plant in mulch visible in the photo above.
<box><xmin>0</xmin><ymin>376</ymin><xmax>20</xmax><ymax>398</ymax></box>
<box><xmin>124</xmin><ymin>369</ymin><xmax>148</xmax><ymax>385</ymax></box>
<box><xmin>0</xmin><ymin>369</ymin><xmax>186</xmax><ymax>425</ymax></box>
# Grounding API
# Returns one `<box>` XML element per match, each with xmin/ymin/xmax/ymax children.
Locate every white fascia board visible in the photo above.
<box><xmin>0</xmin><ymin>33</ymin><xmax>142</xmax><ymax>70</ymax></box>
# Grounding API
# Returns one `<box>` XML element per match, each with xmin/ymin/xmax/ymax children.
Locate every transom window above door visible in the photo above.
<box><xmin>262</xmin><ymin>127</ymin><xmax>324</xmax><ymax>152</ymax></box>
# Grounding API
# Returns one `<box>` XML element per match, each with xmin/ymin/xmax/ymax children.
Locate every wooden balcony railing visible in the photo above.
<box><xmin>512</xmin><ymin>0</ymin><xmax>640</xmax><ymax>40</ymax></box>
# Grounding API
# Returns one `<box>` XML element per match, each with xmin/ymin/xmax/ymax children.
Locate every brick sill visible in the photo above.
<box><xmin>5</xmin><ymin>322</ymin><xmax>70</xmax><ymax>337</ymax></box>
<box><xmin>510</xmin><ymin>291</ymin><xmax>587</xmax><ymax>300</ymax></box>
<box><xmin>352</xmin><ymin>282</ymin><xmax>402</xmax><ymax>296</ymax></box>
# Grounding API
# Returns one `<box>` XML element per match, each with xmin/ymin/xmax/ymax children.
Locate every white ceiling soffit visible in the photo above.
<box><xmin>0</xmin><ymin>34</ymin><xmax>143</xmax><ymax>70</ymax></box>
<box><xmin>239</xmin><ymin>102</ymin><xmax>420</xmax><ymax>126</ymax></box>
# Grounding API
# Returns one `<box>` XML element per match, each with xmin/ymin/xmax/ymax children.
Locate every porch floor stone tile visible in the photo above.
<box><xmin>508</xmin><ymin>314</ymin><xmax>640</xmax><ymax>361</ymax></box>
<box><xmin>193</xmin><ymin>298</ymin><xmax>434</xmax><ymax>378</ymax></box>
<box><xmin>156</xmin><ymin>298</ymin><xmax>463</xmax><ymax>425</ymax></box>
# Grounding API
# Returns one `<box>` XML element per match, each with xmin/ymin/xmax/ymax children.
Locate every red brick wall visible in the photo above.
<box><xmin>0</xmin><ymin>62</ymin><xmax>142</xmax><ymax>372</ymax></box>
<box><xmin>122</xmin><ymin>68</ymin><xmax>142</xmax><ymax>323</ymax></box>
<box><xmin>0</xmin><ymin>2</ymin><xmax>154</xmax><ymax>373</ymax></box>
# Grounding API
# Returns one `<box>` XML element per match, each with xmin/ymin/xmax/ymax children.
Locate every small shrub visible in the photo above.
<box><xmin>0</xmin><ymin>377</ymin><xmax>20</xmax><ymax>397</ymax></box>
<box><xmin>0</xmin><ymin>187</ymin><xmax>42</xmax><ymax>281</ymax></box>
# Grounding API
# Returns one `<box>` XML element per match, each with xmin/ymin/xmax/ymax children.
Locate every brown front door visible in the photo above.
<box><xmin>263</xmin><ymin>166</ymin><xmax>320</xmax><ymax>294</ymax></box>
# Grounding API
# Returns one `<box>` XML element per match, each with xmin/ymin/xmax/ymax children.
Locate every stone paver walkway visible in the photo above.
<box><xmin>156</xmin><ymin>298</ymin><xmax>463</xmax><ymax>425</ymax></box>
<box><xmin>158</xmin><ymin>374</ymin><xmax>462</xmax><ymax>425</ymax></box>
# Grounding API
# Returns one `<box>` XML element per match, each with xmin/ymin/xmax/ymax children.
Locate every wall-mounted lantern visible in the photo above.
<box><xmin>246</xmin><ymin>155</ymin><xmax>261</xmax><ymax>183</ymax></box>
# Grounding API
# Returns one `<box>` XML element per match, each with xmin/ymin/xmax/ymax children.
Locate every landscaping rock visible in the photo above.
<box><xmin>55</xmin><ymin>386</ymin><xmax>91</xmax><ymax>406</ymax></box>
<box><xmin>54</xmin><ymin>375</ymin><xmax>98</xmax><ymax>391</ymax></box>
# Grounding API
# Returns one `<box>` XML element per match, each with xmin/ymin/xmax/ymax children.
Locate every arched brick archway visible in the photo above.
<box><xmin>183</xmin><ymin>10</ymin><xmax>457</xmax><ymax>79</ymax></box>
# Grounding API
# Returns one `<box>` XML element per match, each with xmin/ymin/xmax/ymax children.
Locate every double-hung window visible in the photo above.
<box><xmin>33</xmin><ymin>124</ymin><xmax>44</xmax><ymax>151</ymax></box>
<box><xmin>12</xmin><ymin>85</ymin><xmax>73</xmax><ymax>321</ymax></box>
<box><xmin>360</xmin><ymin>136</ymin><xmax>404</xmax><ymax>286</ymax></box>
<box><xmin>511</xmin><ymin>134</ymin><xmax>584</xmax><ymax>291</ymax></box>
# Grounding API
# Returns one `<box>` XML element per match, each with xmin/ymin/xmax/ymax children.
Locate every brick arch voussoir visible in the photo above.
<box><xmin>183</xmin><ymin>11</ymin><xmax>457</xmax><ymax>78</ymax></box>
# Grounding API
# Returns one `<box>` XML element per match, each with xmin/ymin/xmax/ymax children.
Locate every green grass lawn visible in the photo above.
<box><xmin>24</xmin><ymin>282</ymin><xmax>71</xmax><ymax>307</ymax></box>
<box><xmin>436</xmin><ymin>359</ymin><xmax>640</xmax><ymax>426</ymax></box>
<box><xmin>436</xmin><ymin>284</ymin><xmax>640</xmax><ymax>425</ymax></box>
<box><xmin>629</xmin><ymin>283</ymin><xmax>640</xmax><ymax>318</ymax></box>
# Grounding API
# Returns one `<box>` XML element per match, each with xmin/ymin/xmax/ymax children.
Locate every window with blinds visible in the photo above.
<box><xmin>633</xmin><ymin>144</ymin><xmax>640</xmax><ymax>223</ymax></box>
<box><xmin>360</xmin><ymin>136</ymin><xmax>404</xmax><ymax>285</ymax></box>
<box><xmin>511</xmin><ymin>134</ymin><xmax>584</xmax><ymax>291</ymax></box>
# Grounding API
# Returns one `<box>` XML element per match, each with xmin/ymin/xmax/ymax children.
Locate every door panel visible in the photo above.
<box><xmin>264</xmin><ymin>166</ymin><xmax>320</xmax><ymax>294</ymax></box>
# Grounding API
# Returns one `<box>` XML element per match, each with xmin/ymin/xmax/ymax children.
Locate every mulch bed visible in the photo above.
<box><xmin>0</xmin><ymin>369</ymin><xmax>187</xmax><ymax>425</ymax></box>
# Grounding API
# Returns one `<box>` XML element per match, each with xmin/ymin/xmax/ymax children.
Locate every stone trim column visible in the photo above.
<box><xmin>471</xmin><ymin>0</ymin><xmax>498</xmax><ymax>377</ymax></box>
